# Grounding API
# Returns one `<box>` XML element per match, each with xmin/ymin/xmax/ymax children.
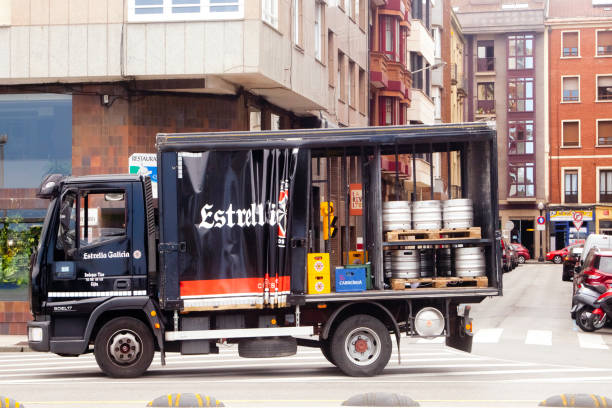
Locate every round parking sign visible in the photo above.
<box><xmin>537</xmin><ymin>216</ymin><xmax>545</xmax><ymax>225</ymax></box>
<box><xmin>573</xmin><ymin>212</ymin><xmax>583</xmax><ymax>223</ymax></box>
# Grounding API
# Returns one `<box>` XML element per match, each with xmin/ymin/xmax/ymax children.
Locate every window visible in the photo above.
<box><xmin>562</xmin><ymin>121</ymin><xmax>580</xmax><ymax>147</ymax></box>
<box><xmin>0</xmin><ymin>94</ymin><xmax>72</xmax><ymax>188</ymax></box>
<box><xmin>477</xmin><ymin>82</ymin><xmax>495</xmax><ymax>114</ymax></box>
<box><xmin>508</xmin><ymin>120</ymin><xmax>534</xmax><ymax>154</ymax></box>
<box><xmin>293</xmin><ymin>0</ymin><xmax>302</xmax><ymax>46</ymax></box>
<box><xmin>562</xmin><ymin>32</ymin><xmax>579</xmax><ymax>57</ymax></box>
<box><xmin>411</xmin><ymin>52</ymin><xmax>424</xmax><ymax>90</ymax></box>
<box><xmin>598</xmin><ymin>120</ymin><xmax>612</xmax><ymax>146</ymax></box>
<box><xmin>249</xmin><ymin>109</ymin><xmax>261</xmax><ymax>131</ymax></box>
<box><xmin>600</xmin><ymin>170</ymin><xmax>612</xmax><ymax>202</ymax></box>
<box><xmin>412</xmin><ymin>0</ymin><xmax>430</xmax><ymax>30</ymax></box>
<box><xmin>129</xmin><ymin>0</ymin><xmax>243</xmax><ymax>22</ymax></box>
<box><xmin>347</xmin><ymin>0</ymin><xmax>353</xmax><ymax>19</ymax></box>
<box><xmin>328</xmin><ymin>30</ymin><xmax>334</xmax><ymax>86</ymax></box>
<box><xmin>597</xmin><ymin>30</ymin><xmax>612</xmax><ymax>56</ymax></box>
<box><xmin>597</xmin><ymin>76</ymin><xmax>612</xmax><ymax>101</ymax></box>
<box><xmin>314</xmin><ymin>2</ymin><xmax>322</xmax><ymax>61</ymax></box>
<box><xmin>562</xmin><ymin>77</ymin><xmax>579</xmax><ymax>102</ymax></box>
<box><xmin>564</xmin><ymin>170</ymin><xmax>579</xmax><ymax>204</ymax></box>
<box><xmin>271</xmin><ymin>113</ymin><xmax>280</xmax><ymax>130</ymax></box>
<box><xmin>508</xmin><ymin>34</ymin><xmax>534</xmax><ymax>70</ymax></box>
<box><xmin>509</xmin><ymin>162</ymin><xmax>535</xmax><ymax>198</ymax></box>
<box><xmin>381</xmin><ymin>16</ymin><xmax>400</xmax><ymax>62</ymax></box>
<box><xmin>348</xmin><ymin>61</ymin><xmax>355</xmax><ymax>107</ymax></box>
<box><xmin>262</xmin><ymin>0</ymin><xmax>278</xmax><ymax>28</ymax></box>
<box><xmin>359</xmin><ymin>68</ymin><xmax>366</xmax><ymax>114</ymax></box>
<box><xmin>381</xmin><ymin>97</ymin><xmax>394</xmax><ymax>125</ymax></box>
<box><xmin>477</xmin><ymin>40</ymin><xmax>495</xmax><ymax>71</ymax></box>
<box><xmin>338</xmin><ymin>51</ymin><xmax>345</xmax><ymax>102</ymax></box>
<box><xmin>508</xmin><ymin>77</ymin><xmax>534</xmax><ymax>112</ymax></box>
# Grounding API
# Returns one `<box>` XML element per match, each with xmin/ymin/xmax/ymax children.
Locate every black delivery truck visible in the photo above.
<box><xmin>27</xmin><ymin>123</ymin><xmax>501</xmax><ymax>378</ymax></box>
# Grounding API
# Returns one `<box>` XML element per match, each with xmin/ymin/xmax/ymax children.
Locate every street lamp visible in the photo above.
<box><xmin>538</xmin><ymin>201</ymin><xmax>545</xmax><ymax>262</ymax></box>
<box><xmin>410</xmin><ymin>61</ymin><xmax>447</xmax><ymax>75</ymax></box>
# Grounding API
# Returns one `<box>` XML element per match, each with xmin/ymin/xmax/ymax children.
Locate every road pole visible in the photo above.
<box><xmin>538</xmin><ymin>202</ymin><xmax>544</xmax><ymax>262</ymax></box>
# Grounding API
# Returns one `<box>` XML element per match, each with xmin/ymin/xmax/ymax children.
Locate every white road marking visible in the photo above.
<box><xmin>473</xmin><ymin>328</ymin><xmax>504</xmax><ymax>344</ymax></box>
<box><xmin>416</xmin><ymin>337</ymin><xmax>445</xmax><ymax>344</ymax></box>
<box><xmin>577</xmin><ymin>333</ymin><xmax>610</xmax><ymax>350</ymax></box>
<box><xmin>525</xmin><ymin>330</ymin><xmax>553</xmax><ymax>346</ymax></box>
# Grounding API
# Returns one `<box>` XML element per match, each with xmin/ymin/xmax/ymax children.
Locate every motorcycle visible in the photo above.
<box><xmin>572</xmin><ymin>283</ymin><xmax>609</xmax><ymax>332</ymax></box>
<box><xmin>591</xmin><ymin>289</ymin><xmax>612</xmax><ymax>329</ymax></box>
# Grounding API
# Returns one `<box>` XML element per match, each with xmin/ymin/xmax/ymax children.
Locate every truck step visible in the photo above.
<box><xmin>390</xmin><ymin>276</ymin><xmax>488</xmax><ymax>290</ymax></box>
<box><xmin>385</xmin><ymin>227</ymin><xmax>482</xmax><ymax>242</ymax></box>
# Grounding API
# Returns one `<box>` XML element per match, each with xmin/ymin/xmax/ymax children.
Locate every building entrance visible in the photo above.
<box><xmin>510</xmin><ymin>219</ymin><xmax>535</xmax><ymax>258</ymax></box>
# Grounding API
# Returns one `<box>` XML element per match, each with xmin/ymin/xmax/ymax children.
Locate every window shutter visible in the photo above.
<box><xmin>563</xmin><ymin>32</ymin><xmax>578</xmax><ymax>48</ymax></box>
<box><xmin>563</xmin><ymin>122</ymin><xmax>579</xmax><ymax>147</ymax></box>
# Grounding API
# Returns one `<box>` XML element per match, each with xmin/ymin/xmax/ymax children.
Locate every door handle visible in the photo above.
<box><xmin>114</xmin><ymin>279</ymin><xmax>130</xmax><ymax>290</ymax></box>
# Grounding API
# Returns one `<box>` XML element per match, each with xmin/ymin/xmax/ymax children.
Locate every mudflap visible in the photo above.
<box><xmin>143</xmin><ymin>299</ymin><xmax>166</xmax><ymax>365</ymax></box>
<box><xmin>445</xmin><ymin>305</ymin><xmax>473</xmax><ymax>353</ymax></box>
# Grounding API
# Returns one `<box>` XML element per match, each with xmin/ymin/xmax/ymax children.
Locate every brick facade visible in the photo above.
<box><xmin>549</xmin><ymin>26</ymin><xmax>612</xmax><ymax>204</ymax></box>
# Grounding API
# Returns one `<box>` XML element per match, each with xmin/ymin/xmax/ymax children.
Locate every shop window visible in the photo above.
<box><xmin>477</xmin><ymin>40</ymin><xmax>495</xmax><ymax>71</ymax></box>
<box><xmin>597</xmin><ymin>30</ymin><xmax>612</xmax><ymax>56</ymax></box>
<box><xmin>600</xmin><ymin>170</ymin><xmax>612</xmax><ymax>202</ymax></box>
<box><xmin>562</xmin><ymin>32</ymin><xmax>579</xmax><ymax>57</ymax></box>
<box><xmin>508</xmin><ymin>162</ymin><xmax>535</xmax><ymax>198</ymax></box>
<box><xmin>564</xmin><ymin>170</ymin><xmax>579</xmax><ymax>204</ymax></box>
<box><xmin>0</xmin><ymin>94</ymin><xmax>72</xmax><ymax>188</ymax></box>
<box><xmin>508</xmin><ymin>77</ymin><xmax>534</xmax><ymax>112</ymax></box>
<box><xmin>598</xmin><ymin>120</ymin><xmax>612</xmax><ymax>146</ymax></box>
<box><xmin>562</xmin><ymin>121</ymin><xmax>580</xmax><ymax>147</ymax></box>
<box><xmin>508</xmin><ymin>34</ymin><xmax>534</xmax><ymax>70</ymax></box>
<box><xmin>562</xmin><ymin>77</ymin><xmax>579</xmax><ymax>102</ymax></box>
<box><xmin>508</xmin><ymin>120</ymin><xmax>534</xmax><ymax>154</ymax></box>
<box><xmin>597</xmin><ymin>76</ymin><xmax>612</xmax><ymax>101</ymax></box>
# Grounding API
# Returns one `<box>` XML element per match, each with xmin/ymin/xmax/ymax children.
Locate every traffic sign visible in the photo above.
<box><xmin>536</xmin><ymin>216</ymin><xmax>545</xmax><ymax>225</ymax></box>
<box><xmin>572</xmin><ymin>212</ymin><xmax>583</xmax><ymax>231</ymax></box>
<box><xmin>536</xmin><ymin>216</ymin><xmax>546</xmax><ymax>231</ymax></box>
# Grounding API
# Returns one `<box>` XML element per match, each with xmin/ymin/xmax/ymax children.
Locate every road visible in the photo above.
<box><xmin>2</xmin><ymin>263</ymin><xmax>612</xmax><ymax>408</ymax></box>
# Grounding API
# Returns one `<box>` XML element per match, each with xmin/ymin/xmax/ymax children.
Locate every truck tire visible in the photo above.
<box><xmin>238</xmin><ymin>336</ymin><xmax>297</xmax><ymax>358</ymax></box>
<box><xmin>320</xmin><ymin>338</ymin><xmax>335</xmax><ymax>365</ymax></box>
<box><xmin>330</xmin><ymin>314</ymin><xmax>392</xmax><ymax>377</ymax></box>
<box><xmin>94</xmin><ymin>317</ymin><xmax>154</xmax><ymax>378</ymax></box>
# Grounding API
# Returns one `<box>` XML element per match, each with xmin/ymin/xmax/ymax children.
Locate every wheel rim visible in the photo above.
<box><xmin>518</xmin><ymin>256</ymin><xmax>525</xmax><ymax>264</ymax></box>
<box><xmin>594</xmin><ymin>314</ymin><xmax>607</xmax><ymax>330</ymax></box>
<box><xmin>344</xmin><ymin>327</ymin><xmax>381</xmax><ymax>366</ymax></box>
<box><xmin>108</xmin><ymin>329</ymin><xmax>142</xmax><ymax>365</ymax></box>
<box><xmin>578</xmin><ymin>310</ymin><xmax>594</xmax><ymax>330</ymax></box>
<box><xmin>554</xmin><ymin>256</ymin><xmax>562</xmax><ymax>264</ymax></box>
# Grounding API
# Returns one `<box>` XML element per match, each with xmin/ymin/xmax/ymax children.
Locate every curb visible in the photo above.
<box><xmin>0</xmin><ymin>345</ymin><xmax>32</xmax><ymax>352</ymax></box>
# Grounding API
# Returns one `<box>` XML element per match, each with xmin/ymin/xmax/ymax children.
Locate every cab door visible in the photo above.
<box><xmin>49</xmin><ymin>185</ymin><xmax>133</xmax><ymax>301</ymax></box>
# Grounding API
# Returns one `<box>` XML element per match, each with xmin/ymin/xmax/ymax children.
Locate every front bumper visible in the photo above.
<box><xmin>27</xmin><ymin>320</ymin><xmax>50</xmax><ymax>352</ymax></box>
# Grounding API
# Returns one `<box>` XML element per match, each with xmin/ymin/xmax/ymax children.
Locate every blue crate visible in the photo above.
<box><xmin>335</xmin><ymin>267</ymin><xmax>367</xmax><ymax>292</ymax></box>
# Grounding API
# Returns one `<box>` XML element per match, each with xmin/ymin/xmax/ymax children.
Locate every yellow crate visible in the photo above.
<box><xmin>307</xmin><ymin>253</ymin><xmax>331</xmax><ymax>294</ymax></box>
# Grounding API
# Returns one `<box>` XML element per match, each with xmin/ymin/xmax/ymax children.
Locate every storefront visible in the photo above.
<box><xmin>596</xmin><ymin>206</ymin><xmax>612</xmax><ymax>235</ymax></box>
<box><xmin>548</xmin><ymin>207</ymin><xmax>594</xmax><ymax>250</ymax></box>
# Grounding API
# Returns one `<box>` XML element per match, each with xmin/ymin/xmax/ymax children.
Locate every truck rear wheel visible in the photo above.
<box><xmin>94</xmin><ymin>317</ymin><xmax>154</xmax><ymax>378</ymax></box>
<box><xmin>330</xmin><ymin>314</ymin><xmax>391</xmax><ymax>377</ymax></box>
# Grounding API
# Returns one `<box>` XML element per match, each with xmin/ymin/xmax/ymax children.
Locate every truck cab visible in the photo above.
<box><xmin>28</xmin><ymin>174</ymin><xmax>155</xmax><ymax>356</ymax></box>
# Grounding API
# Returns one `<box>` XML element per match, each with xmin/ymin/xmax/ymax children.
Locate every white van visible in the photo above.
<box><xmin>580</xmin><ymin>234</ymin><xmax>612</xmax><ymax>270</ymax></box>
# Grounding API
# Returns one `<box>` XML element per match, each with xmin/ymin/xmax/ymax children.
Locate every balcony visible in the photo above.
<box><xmin>406</xmin><ymin>20</ymin><xmax>435</xmax><ymax>65</ymax></box>
<box><xmin>476</xmin><ymin>100</ymin><xmax>495</xmax><ymax>116</ymax></box>
<box><xmin>370</xmin><ymin>52</ymin><xmax>390</xmax><ymax>89</ymax></box>
<box><xmin>406</xmin><ymin>89</ymin><xmax>435</xmax><ymax>124</ymax></box>
<box><xmin>477</xmin><ymin>58</ymin><xmax>495</xmax><ymax>73</ymax></box>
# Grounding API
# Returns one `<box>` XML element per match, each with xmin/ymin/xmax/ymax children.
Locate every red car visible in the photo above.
<box><xmin>547</xmin><ymin>246</ymin><xmax>571</xmax><ymax>264</ymax></box>
<box><xmin>512</xmin><ymin>243</ymin><xmax>531</xmax><ymax>264</ymax></box>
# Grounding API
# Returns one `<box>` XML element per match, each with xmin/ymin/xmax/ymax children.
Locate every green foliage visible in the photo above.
<box><xmin>0</xmin><ymin>217</ymin><xmax>42</xmax><ymax>287</ymax></box>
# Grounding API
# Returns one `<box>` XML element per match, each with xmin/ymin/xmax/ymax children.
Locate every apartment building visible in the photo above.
<box><xmin>0</xmin><ymin>0</ymin><xmax>367</xmax><ymax>334</ymax></box>
<box><xmin>547</xmin><ymin>0</ymin><xmax>612</xmax><ymax>249</ymax></box>
<box><xmin>454</xmin><ymin>0</ymin><xmax>547</xmax><ymax>259</ymax></box>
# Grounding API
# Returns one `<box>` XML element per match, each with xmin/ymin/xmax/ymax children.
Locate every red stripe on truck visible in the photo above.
<box><xmin>180</xmin><ymin>276</ymin><xmax>291</xmax><ymax>297</ymax></box>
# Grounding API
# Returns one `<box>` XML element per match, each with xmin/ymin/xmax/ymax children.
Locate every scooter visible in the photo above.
<box><xmin>591</xmin><ymin>289</ymin><xmax>612</xmax><ymax>328</ymax></box>
<box><xmin>572</xmin><ymin>284</ymin><xmax>608</xmax><ymax>332</ymax></box>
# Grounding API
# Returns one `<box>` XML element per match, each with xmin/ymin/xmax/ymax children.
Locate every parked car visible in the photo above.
<box><xmin>500</xmin><ymin>239</ymin><xmax>512</xmax><ymax>273</ymax></box>
<box><xmin>547</xmin><ymin>246</ymin><xmax>571</xmax><ymax>264</ymax></box>
<box><xmin>562</xmin><ymin>244</ymin><xmax>583</xmax><ymax>282</ymax></box>
<box><xmin>512</xmin><ymin>243</ymin><xmax>531</xmax><ymax>264</ymax></box>
<box><xmin>579</xmin><ymin>234</ymin><xmax>612</xmax><ymax>271</ymax></box>
<box><xmin>572</xmin><ymin>247</ymin><xmax>612</xmax><ymax>300</ymax></box>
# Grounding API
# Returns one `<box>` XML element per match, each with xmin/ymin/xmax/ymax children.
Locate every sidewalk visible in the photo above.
<box><xmin>0</xmin><ymin>335</ymin><xmax>30</xmax><ymax>352</ymax></box>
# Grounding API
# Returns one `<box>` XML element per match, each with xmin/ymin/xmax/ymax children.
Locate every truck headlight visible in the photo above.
<box><xmin>28</xmin><ymin>327</ymin><xmax>43</xmax><ymax>342</ymax></box>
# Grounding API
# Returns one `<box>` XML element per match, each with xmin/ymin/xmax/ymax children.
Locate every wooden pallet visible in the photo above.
<box><xmin>390</xmin><ymin>276</ymin><xmax>488</xmax><ymax>290</ymax></box>
<box><xmin>386</xmin><ymin>227</ymin><xmax>481</xmax><ymax>242</ymax></box>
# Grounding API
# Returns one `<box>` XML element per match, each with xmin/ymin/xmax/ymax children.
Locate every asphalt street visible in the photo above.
<box><xmin>1</xmin><ymin>262</ymin><xmax>612</xmax><ymax>408</ymax></box>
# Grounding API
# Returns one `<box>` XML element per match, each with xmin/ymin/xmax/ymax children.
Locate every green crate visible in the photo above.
<box><xmin>344</xmin><ymin>262</ymin><xmax>372</xmax><ymax>290</ymax></box>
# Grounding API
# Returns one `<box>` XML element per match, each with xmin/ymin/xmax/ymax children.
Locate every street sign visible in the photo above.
<box><xmin>536</xmin><ymin>216</ymin><xmax>546</xmax><ymax>231</ymax></box>
<box><xmin>572</xmin><ymin>211</ymin><xmax>583</xmax><ymax>231</ymax></box>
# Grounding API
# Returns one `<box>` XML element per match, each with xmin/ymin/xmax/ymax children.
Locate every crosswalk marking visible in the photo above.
<box><xmin>525</xmin><ymin>330</ymin><xmax>553</xmax><ymax>346</ymax></box>
<box><xmin>473</xmin><ymin>328</ymin><xmax>504</xmax><ymax>343</ymax></box>
<box><xmin>577</xmin><ymin>333</ymin><xmax>610</xmax><ymax>350</ymax></box>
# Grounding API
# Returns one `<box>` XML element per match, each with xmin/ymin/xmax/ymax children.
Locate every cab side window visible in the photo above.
<box><xmin>56</xmin><ymin>192</ymin><xmax>77</xmax><ymax>254</ymax></box>
<box><xmin>80</xmin><ymin>192</ymin><xmax>126</xmax><ymax>247</ymax></box>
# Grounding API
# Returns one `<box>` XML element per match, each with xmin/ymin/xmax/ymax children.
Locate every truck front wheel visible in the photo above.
<box><xmin>330</xmin><ymin>314</ymin><xmax>392</xmax><ymax>377</ymax></box>
<box><xmin>94</xmin><ymin>317</ymin><xmax>154</xmax><ymax>378</ymax></box>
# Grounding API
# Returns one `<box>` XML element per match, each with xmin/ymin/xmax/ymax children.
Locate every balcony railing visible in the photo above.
<box><xmin>476</xmin><ymin>99</ymin><xmax>495</xmax><ymax>115</ymax></box>
<box><xmin>564</xmin><ymin>193</ymin><xmax>578</xmax><ymax>204</ymax></box>
<box><xmin>477</xmin><ymin>57</ymin><xmax>495</xmax><ymax>72</ymax></box>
